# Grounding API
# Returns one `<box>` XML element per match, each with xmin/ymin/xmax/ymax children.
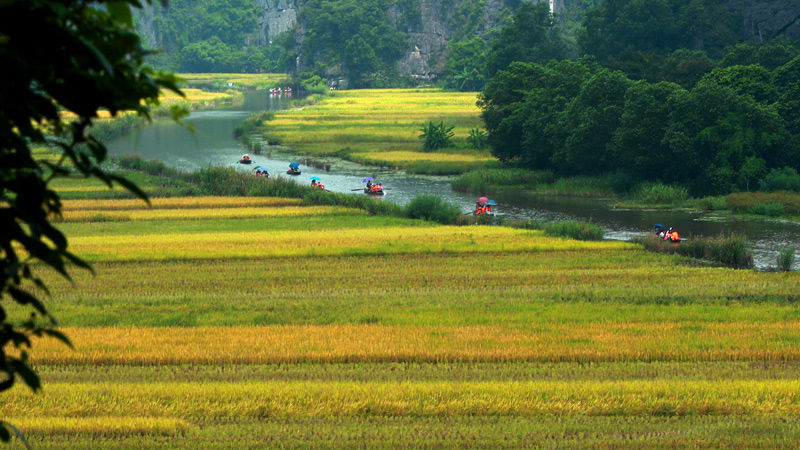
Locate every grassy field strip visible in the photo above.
<box><xmin>33</xmin><ymin>361</ymin><xmax>800</xmax><ymax>383</ymax></box>
<box><xmin>25</xmin><ymin>252</ymin><xmax>798</xmax><ymax>327</ymax></box>
<box><xmin>56</xmin><ymin>215</ymin><xmax>425</xmax><ymax>237</ymax></box>
<box><xmin>66</xmin><ymin>226</ymin><xmax>632</xmax><ymax>261</ymax></box>
<box><xmin>7</xmin><ymin>380</ymin><xmax>800</xmax><ymax>417</ymax></box>
<box><xmin>12</xmin><ymin>416</ymin><xmax>190</xmax><ymax>435</ymax></box>
<box><xmin>27</xmin><ymin>324</ymin><xmax>800</xmax><ymax>364</ymax></box>
<box><xmin>14</xmin><ymin>417</ymin><xmax>800</xmax><ymax>448</ymax></box>
<box><xmin>58</xmin><ymin>205</ymin><xmax>364</xmax><ymax>222</ymax></box>
<box><xmin>60</xmin><ymin>196</ymin><xmax>303</xmax><ymax>211</ymax></box>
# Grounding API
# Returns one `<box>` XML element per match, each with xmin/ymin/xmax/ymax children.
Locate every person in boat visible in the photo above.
<box><xmin>311</xmin><ymin>179</ymin><xmax>317</xmax><ymax>187</ymax></box>
<box><xmin>664</xmin><ymin>227</ymin><xmax>680</xmax><ymax>242</ymax></box>
<box><xmin>475</xmin><ymin>201</ymin><xmax>488</xmax><ymax>215</ymax></box>
<box><xmin>371</xmin><ymin>183</ymin><xmax>382</xmax><ymax>192</ymax></box>
<box><xmin>366</xmin><ymin>179</ymin><xmax>373</xmax><ymax>190</ymax></box>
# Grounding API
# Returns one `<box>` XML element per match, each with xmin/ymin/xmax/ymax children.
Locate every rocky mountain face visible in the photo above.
<box><xmin>136</xmin><ymin>0</ymin><xmax>800</xmax><ymax>78</ymax></box>
<box><xmin>737</xmin><ymin>0</ymin><xmax>800</xmax><ymax>41</ymax></box>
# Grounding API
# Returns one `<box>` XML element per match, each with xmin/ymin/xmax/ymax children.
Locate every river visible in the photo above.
<box><xmin>107</xmin><ymin>90</ymin><xmax>800</xmax><ymax>270</ymax></box>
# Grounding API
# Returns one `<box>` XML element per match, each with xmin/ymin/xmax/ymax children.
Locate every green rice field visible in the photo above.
<box><xmin>5</xmin><ymin>179</ymin><xmax>800</xmax><ymax>447</ymax></box>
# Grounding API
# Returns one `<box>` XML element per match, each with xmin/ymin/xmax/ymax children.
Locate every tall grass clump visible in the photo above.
<box><xmin>725</xmin><ymin>191</ymin><xmax>800</xmax><ymax>217</ymax></box>
<box><xmin>404</xmin><ymin>195</ymin><xmax>461</xmax><ymax>224</ymax></box>
<box><xmin>544</xmin><ymin>221</ymin><xmax>604</xmax><ymax>241</ymax></box>
<box><xmin>638</xmin><ymin>234</ymin><xmax>754</xmax><ymax>269</ymax></box>
<box><xmin>634</xmin><ymin>183</ymin><xmax>689</xmax><ymax>204</ymax></box>
<box><xmin>451</xmin><ymin>169</ymin><xmax>554</xmax><ymax>193</ymax></box>
<box><xmin>777</xmin><ymin>247</ymin><xmax>795</xmax><ymax>272</ymax></box>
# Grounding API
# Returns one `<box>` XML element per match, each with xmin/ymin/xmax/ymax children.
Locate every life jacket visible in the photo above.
<box><xmin>485</xmin><ymin>206</ymin><xmax>492</xmax><ymax>213</ymax></box>
<box><xmin>664</xmin><ymin>232</ymin><xmax>672</xmax><ymax>240</ymax></box>
<box><xmin>318</xmin><ymin>183</ymin><xmax>325</xmax><ymax>190</ymax></box>
<box><xmin>372</xmin><ymin>184</ymin><xmax>381</xmax><ymax>191</ymax></box>
<box><xmin>670</xmin><ymin>231</ymin><xmax>679</xmax><ymax>241</ymax></box>
<box><xmin>476</xmin><ymin>206</ymin><xmax>485</xmax><ymax>215</ymax></box>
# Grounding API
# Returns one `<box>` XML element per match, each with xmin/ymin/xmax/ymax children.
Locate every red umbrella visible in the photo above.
<box><xmin>477</xmin><ymin>197</ymin><xmax>489</xmax><ymax>203</ymax></box>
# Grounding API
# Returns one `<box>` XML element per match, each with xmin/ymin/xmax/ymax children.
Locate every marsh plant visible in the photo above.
<box><xmin>777</xmin><ymin>246</ymin><xmax>795</xmax><ymax>271</ymax></box>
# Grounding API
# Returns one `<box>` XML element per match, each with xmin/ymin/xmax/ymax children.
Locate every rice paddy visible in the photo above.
<box><xmin>257</xmin><ymin>89</ymin><xmax>496</xmax><ymax>174</ymax></box>
<box><xmin>9</xmin><ymin>190</ymin><xmax>800</xmax><ymax>447</ymax></box>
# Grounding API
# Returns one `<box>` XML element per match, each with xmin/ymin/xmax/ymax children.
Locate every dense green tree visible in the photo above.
<box><xmin>479</xmin><ymin>53</ymin><xmax>800</xmax><ymax>195</ymax></box>
<box><xmin>658</xmin><ymin>49</ymin><xmax>716</xmax><ymax>88</ymax></box>
<box><xmin>699</xmin><ymin>65</ymin><xmax>778</xmax><ymax>104</ymax></box>
<box><xmin>0</xmin><ymin>0</ymin><xmax>180</xmax><ymax>441</ymax></box>
<box><xmin>612</xmin><ymin>81</ymin><xmax>683</xmax><ymax>179</ymax></box>
<box><xmin>553</xmin><ymin>69</ymin><xmax>632</xmax><ymax>173</ymax></box>
<box><xmin>300</xmin><ymin>0</ymin><xmax>407</xmax><ymax>87</ymax></box>
<box><xmin>579</xmin><ymin>0</ymin><xmax>740</xmax><ymax>80</ymax></box>
<box><xmin>443</xmin><ymin>37</ymin><xmax>489</xmax><ymax>91</ymax></box>
<box><xmin>486</xmin><ymin>2</ymin><xmax>567</xmax><ymax>76</ymax></box>
<box><xmin>721</xmin><ymin>38</ymin><xmax>800</xmax><ymax>70</ymax></box>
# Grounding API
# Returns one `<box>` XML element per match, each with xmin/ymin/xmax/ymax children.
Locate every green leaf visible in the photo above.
<box><xmin>107</xmin><ymin>2</ymin><xmax>133</xmax><ymax>27</ymax></box>
<box><xmin>109</xmin><ymin>174</ymin><xmax>150</xmax><ymax>204</ymax></box>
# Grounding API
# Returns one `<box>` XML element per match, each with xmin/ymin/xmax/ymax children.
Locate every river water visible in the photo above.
<box><xmin>107</xmin><ymin>91</ymin><xmax>799</xmax><ymax>270</ymax></box>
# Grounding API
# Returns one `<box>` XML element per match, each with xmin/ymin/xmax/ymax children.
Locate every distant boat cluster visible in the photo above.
<box><xmin>268</xmin><ymin>87</ymin><xmax>292</xmax><ymax>95</ymax></box>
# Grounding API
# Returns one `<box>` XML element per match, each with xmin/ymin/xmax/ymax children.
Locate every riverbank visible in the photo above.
<box><xmin>452</xmin><ymin>168</ymin><xmax>800</xmax><ymax>224</ymax></box>
<box><xmin>242</xmin><ymin>88</ymin><xmax>497</xmax><ymax>175</ymax></box>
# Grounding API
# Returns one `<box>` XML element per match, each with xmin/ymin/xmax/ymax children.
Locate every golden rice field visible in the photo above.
<box><xmin>259</xmin><ymin>89</ymin><xmax>496</xmax><ymax>174</ymax></box>
<box><xmin>7</xmin><ymin>194</ymin><xmax>800</xmax><ymax>447</ymax></box>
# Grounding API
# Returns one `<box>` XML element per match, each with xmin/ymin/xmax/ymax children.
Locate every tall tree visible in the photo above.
<box><xmin>0</xmin><ymin>0</ymin><xmax>180</xmax><ymax>440</ymax></box>
<box><xmin>486</xmin><ymin>2</ymin><xmax>567</xmax><ymax>76</ymax></box>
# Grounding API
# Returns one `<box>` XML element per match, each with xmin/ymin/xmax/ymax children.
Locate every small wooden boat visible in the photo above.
<box><xmin>286</xmin><ymin>169</ymin><xmax>301</xmax><ymax>175</ymax></box>
<box><xmin>365</xmin><ymin>187</ymin><xmax>384</xmax><ymax>195</ymax></box>
<box><xmin>239</xmin><ymin>154</ymin><xmax>252</xmax><ymax>164</ymax></box>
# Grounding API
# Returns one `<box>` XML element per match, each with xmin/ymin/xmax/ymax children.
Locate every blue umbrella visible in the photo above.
<box><xmin>310</xmin><ymin>176</ymin><xmax>321</xmax><ymax>181</ymax></box>
<box><xmin>486</xmin><ymin>200</ymin><xmax>497</xmax><ymax>205</ymax></box>
<box><xmin>253</xmin><ymin>166</ymin><xmax>268</xmax><ymax>172</ymax></box>
<box><xmin>362</xmin><ymin>177</ymin><xmax>373</xmax><ymax>182</ymax></box>
<box><xmin>289</xmin><ymin>162</ymin><xmax>300</xmax><ymax>169</ymax></box>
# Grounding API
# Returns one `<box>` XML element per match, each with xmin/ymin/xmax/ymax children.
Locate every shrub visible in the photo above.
<box><xmin>637</xmin><ymin>234</ymin><xmax>753</xmax><ymax>269</ymax></box>
<box><xmin>777</xmin><ymin>246</ymin><xmax>795</xmax><ymax>272</ymax></box>
<box><xmin>726</xmin><ymin>191</ymin><xmax>800</xmax><ymax>216</ymax></box>
<box><xmin>451</xmin><ymin>169</ymin><xmax>554</xmax><ymax>193</ymax></box>
<box><xmin>544</xmin><ymin>221</ymin><xmax>604</xmax><ymax>241</ymax></box>
<box><xmin>760</xmin><ymin>167</ymin><xmax>800</xmax><ymax>192</ymax></box>
<box><xmin>466</xmin><ymin>128</ymin><xmax>488</xmax><ymax>149</ymax></box>
<box><xmin>419</xmin><ymin>121</ymin><xmax>454</xmax><ymax>151</ymax></box>
<box><xmin>634</xmin><ymin>183</ymin><xmax>689</xmax><ymax>204</ymax></box>
<box><xmin>404</xmin><ymin>195</ymin><xmax>461</xmax><ymax>224</ymax></box>
<box><xmin>749</xmin><ymin>202</ymin><xmax>785</xmax><ymax>217</ymax></box>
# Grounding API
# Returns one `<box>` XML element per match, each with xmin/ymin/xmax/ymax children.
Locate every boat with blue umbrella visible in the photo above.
<box><xmin>287</xmin><ymin>162</ymin><xmax>301</xmax><ymax>175</ymax></box>
<box><xmin>357</xmin><ymin>176</ymin><xmax>385</xmax><ymax>195</ymax></box>
<box><xmin>253</xmin><ymin>166</ymin><xmax>269</xmax><ymax>177</ymax></box>
<box><xmin>310</xmin><ymin>176</ymin><xmax>325</xmax><ymax>190</ymax></box>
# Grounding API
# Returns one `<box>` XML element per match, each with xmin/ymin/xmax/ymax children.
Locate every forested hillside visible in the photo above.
<box><xmin>136</xmin><ymin>0</ymin><xmax>799</xmax><ymax>87</ymax></box>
